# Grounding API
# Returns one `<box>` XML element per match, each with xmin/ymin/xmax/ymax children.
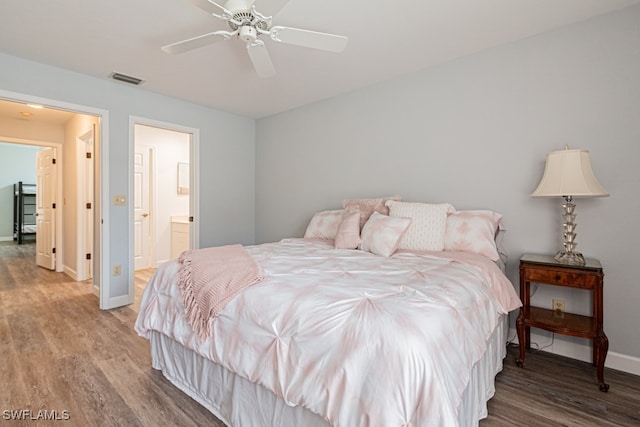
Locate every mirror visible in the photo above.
<box><xmin>177</xmin><ymin>162</ymin><xmax>189</xmax><ymax>194</ymax></box>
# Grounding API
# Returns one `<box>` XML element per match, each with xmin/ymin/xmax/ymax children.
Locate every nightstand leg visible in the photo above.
<box><xmin>596</xmin><ymin>332</ymin><xmax>609</xmax><ymax>392</ymax></box>
<box><xmin>516</xmin><ymin>312</ymin><xmax>526</xmax><ymax>367</ymax></box>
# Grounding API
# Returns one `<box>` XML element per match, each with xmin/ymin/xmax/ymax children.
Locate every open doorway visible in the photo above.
<box><xmin>0</xmin><ymin>101</ymin><xmax>97</xmax><ymax>280</ymax></box>
<box><xmin>0</xmin><ymin>91</ymin><xmax>122</xmax><ymax>310</ymax></box>
<box><xmin>132</xmin><ymin>122</ymin><xmax>198</xmax><ymax>270</ymax></box>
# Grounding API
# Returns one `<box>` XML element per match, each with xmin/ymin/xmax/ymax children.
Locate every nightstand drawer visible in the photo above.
<box><xmin>523</xmin><ymin>267</ymin><xmax>599</xmax><ymax>288</ymax></box>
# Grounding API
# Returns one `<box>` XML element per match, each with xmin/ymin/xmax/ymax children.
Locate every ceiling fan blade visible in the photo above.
<box><xmin>269</xmin><ymin>26</ymin><xmax>348</xmax><ymax>53</ymax></box>
<box><xmin>258</xmin><ymin>0</ymin><xmax>291</xmax><ymax>17</ymax></box>
<box><xmin>161</xmin><ymin>31</ymin><xmax>234</xmax><ymax>54</ymax></box>
<box><xmin>246</xmin><ymin>40</ymin><xmax>276</xmax><ymax>78</ymax></box>
<box><xmin>185</xmin><ymin>0</ymin><xmax>228</xmax><ymax>15</ymax></box>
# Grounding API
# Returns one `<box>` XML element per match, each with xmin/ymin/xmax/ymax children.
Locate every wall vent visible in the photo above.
<box><xmin>111</xmin><ymin>72</ymin><xmax>144</xmax><ymax>85</ymax></box>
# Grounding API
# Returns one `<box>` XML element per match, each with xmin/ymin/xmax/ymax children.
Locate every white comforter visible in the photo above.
<box><xmin>135</xmin><ymin>238</ymin><xmax>521</xmax><ymax>427</ymax></box>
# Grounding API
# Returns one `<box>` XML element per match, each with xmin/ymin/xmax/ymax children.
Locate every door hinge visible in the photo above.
<box><xmin>52</xmin><ymin>203</ymin><xmax>56</xmax><ymax>209</ymax></box>
<box><xmin>52</xmin><ymin>158</ymin><xmax>57</xmax><ymax>164</ymax></box>
<box><xmin>52</xmin><ymin>247</ymin><xmax>56</xmax><ymax>254</ymax></box>
<box><xmin>86</xmin><ymin>202</ymin><xmax>92</xmax><ymax>209</ymax></box>
<box><xmin>86</xmin><ymin>253</ymin><xmax>91</xmax><ymax>260</ymax></box>
<box><xmin>86</xmin><ymin>152</ymin><xmax>92</xmax><ymax>159</ymax></box>
<box><xmin>189</xmin><ymin>216</ymin><xmax>194</xmax><ymax>222</ymax></box>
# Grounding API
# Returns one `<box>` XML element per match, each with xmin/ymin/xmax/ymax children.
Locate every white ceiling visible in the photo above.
<box><xmin>1</xmin><ymin>0</ymin><xmax>638</xmax><ymax>119</ymax></box>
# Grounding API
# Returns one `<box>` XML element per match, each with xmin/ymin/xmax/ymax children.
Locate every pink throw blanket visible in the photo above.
<box><xmin>178</xmin><ymin>244</ymin><xmax>264</xmax><ymax>340</ymax></box>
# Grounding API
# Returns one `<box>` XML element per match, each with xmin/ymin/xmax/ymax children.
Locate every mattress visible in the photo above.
<box><xmin>21</xmin><ymin>225</ymin><xmax>36</xmax><ymax>234</ymax></box>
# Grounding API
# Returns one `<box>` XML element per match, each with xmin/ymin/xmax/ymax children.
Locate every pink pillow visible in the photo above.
<box><xmin>304</xmin><ymin>209</ymin><xmax>344</xmax><ymax>240</ymax></box>
<box><xmin>444</xmin><ymin>210</ymin><xmax>503</xmax><ymax>261</ymax></box>
<box><xmin>335</xmin><ymin>207</ymin><xmax>361</xmax><ymax>249</ymax></box>
<box><xmin>342</xmin><ymin>195</ymin><xmax>401</xmax><ymax>230</ymax></box>
<box><xmin>360</xmin><ymin>212</ymin><xmax>412</xmax><ymax>257</ymax></box>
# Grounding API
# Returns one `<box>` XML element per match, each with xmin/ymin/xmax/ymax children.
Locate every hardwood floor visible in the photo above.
<box><xmin>1</xmin><ymin>241</ymin><xmax>639</xmax><ymax>426</ymax></box>
<box><xmin>0</xmin><ymin>242</ymin><xmax>223</xmax><ymax>426</ymax></box>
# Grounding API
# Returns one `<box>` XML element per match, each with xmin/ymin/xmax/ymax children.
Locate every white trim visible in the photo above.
<box><xmin>0</xmin><ymin>89</ymin><xmax>113</xmax><ymax>310</ymax></box>
<box><xmin>63</xmin><ymin>265</ymin><xmax>78</xmax><ymax>281</ymax></box>
<box><xmin>0</xmin><ymin>237</ymin><xmax>13</xmax><ymax>242</ymax></box>
<box><xmin>607</xmin><ymin>351</ymin><xmax>640</xmax><ymax>377</ymax></box>
<box><xmin>509</xmin><ymin>327</ymin><xmax>640</xmax><ymax>376</ymax></box>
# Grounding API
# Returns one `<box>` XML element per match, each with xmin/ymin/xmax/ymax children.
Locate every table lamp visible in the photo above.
<box><xmin>531</xmin><ymin>146</ymin><xmax>609</xmax><ymax>266</ymax></box>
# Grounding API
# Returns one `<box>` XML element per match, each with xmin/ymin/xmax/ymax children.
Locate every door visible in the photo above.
<box><xmin>134</xmin><ymin>145</ymin><xmax>151</xmax><ymax>270</ymax></box>
<box><xmin>35</xmin><ymin>147</ymin><xmax>57</xmax><ymax>270</ymax></box>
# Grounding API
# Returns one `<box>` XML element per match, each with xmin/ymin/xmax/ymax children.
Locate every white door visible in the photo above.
<box><xmin>35</xmin><ymin>147</ymin><xmax>57</xmax><ymax>270</ymax></box>
<box><xmin>134</xmin><ymin>145</ymin><xmax>151</xmax><ymax>270</ymax></box>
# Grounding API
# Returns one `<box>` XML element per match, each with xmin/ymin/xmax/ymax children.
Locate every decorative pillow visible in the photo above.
<box><xmin>303</xmin><ymin>209</ymin><xmax>344</xmax><ymax>240</ymax></box>
<box><xmin>444</xmin><ymin>210</ymin><xmax>503</xmax><ymax>261</ymax></box>
<box><xmin>334</xmin><ymin>207</ymin><xmax>361</xmax><ymax>249</ymax></box>
<box><xmin>360</xmin><ymin>212</ymin><xmax>412</xmax><ymax>257</ymax></box>
<box><xmin>342</xmin><ymin>195</ymin><xmax>401</xmax><ymax>230</ymax></box>
<box><xmin>386</xmin><ymin>201</ymin><xmax>455</xmax><ymax>251</ymax></box>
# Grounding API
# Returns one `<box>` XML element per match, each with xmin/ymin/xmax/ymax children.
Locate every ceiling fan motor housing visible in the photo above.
<box><xmin>238</xmin><ymin>25</ymin><xmax>257</xmax><ymax>42</ymax></box>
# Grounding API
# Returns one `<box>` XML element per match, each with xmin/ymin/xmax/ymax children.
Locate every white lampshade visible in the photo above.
<box><xmin>531</xmin><ymin>147</ymin><xmax>609</xmax><ymax>198</ymax></box>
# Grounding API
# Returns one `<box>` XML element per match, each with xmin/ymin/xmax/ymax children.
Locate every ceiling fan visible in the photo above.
<box><xmin>162</xmin><ymin>0</ymin><xmax>349</xmax><ymax>78</ymax></box>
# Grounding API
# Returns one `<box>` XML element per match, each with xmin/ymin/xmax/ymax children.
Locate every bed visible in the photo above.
<box><xmin>135</xmin><ymin>199</ymin><xmax>521</xmax><ymax>426</ymax></box>
<box><xmin>13</xmin><ymin>182</ymin><xmax>37</xmax><ymax>244</ymax></box>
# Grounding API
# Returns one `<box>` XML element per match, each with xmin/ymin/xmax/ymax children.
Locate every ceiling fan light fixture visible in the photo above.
<box><xmin>238</xmin><ymin>25</ymin><xmax>257</xmax><ymax>42</ymax></box>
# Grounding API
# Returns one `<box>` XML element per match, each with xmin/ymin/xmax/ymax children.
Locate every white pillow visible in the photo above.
<box><xmin>386</xmin><ymin>201</ymin><xmax>455</xmax><ymax>251</ymax></box>
<box><xmin>444</xmin><ymin>210</ymin><xmax>503</xmax><ymax>260</ymax></box>
<box><xmin>304</xmin><ymin>209</ymin><xmax>344</xmax><ymax>240</ymax></box>
<box><xmin>360</xmin><ymin>212</ymin><xmax>412</xmax><ymax>257</ymax></box>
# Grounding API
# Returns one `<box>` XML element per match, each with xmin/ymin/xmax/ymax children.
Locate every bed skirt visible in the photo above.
<box><xmin>149</xmin><ymin>315</ymin><xmax>508</xmax><ymax>426</ymax></box>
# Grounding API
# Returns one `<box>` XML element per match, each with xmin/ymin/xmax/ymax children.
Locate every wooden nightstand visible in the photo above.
<box><xmin>516</xmin><ymin>253</ymin><xmax>609</xmax><ymax>392</ymax></box>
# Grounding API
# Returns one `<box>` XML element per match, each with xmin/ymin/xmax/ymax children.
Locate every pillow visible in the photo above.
<box><xmin>342</xmin><ymin>195</ymin><xmax>401</xmax><ymax>230</ymax></box>
<box><xmin>304</xmin><ymin>209</ymin><xmax>344</xmax><ymax>240</ymax></box>
<box><xmin>360</xmin><ymin>212</ymin><xmax>412</xmax><ymax>257</ymax></box>
<box><xmin>386</xmin><ymin>201</ymin><xmax>455</xmax><ymax>251</ymax></box>
<box><xmin>444</xmin><ymin>210</ymin><xmax>503</xmax><ymax>261</ymax></box>
<box><xmin>334</xmin><ymin>207</ymin><xmax>361</xmax><ymax>249</ymax></box>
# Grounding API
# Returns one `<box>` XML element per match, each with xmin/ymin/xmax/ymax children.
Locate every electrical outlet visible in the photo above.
<box><xmin>113</xmin><ymin>195</ymin><xmax>126</xmax><ymax>206</ymax></box>
<box><xmin>552</xmin><ymin>298</ymin><xmax>565</xmax><ymax>313</ymax></box>
<box><xmin>113</xmin><ymin>264</ymin><xmax>121</xmax><ymax>276</ymax></box>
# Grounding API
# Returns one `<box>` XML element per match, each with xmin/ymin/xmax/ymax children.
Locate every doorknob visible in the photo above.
<box><xmin>142</xmin><ymin>213</ymin><xmax>149</xmax><ymax>218</ymax></box>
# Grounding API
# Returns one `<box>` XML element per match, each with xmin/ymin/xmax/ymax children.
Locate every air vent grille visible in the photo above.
<box><xmin>111</xmin><ymin>72</ymin><xmax>144</xmax><ymax>85</ymax></box>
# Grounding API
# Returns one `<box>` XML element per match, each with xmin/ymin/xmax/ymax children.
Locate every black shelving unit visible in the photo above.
<box><xmin>13</xmin><ymin>181</ymin><xmax>37</xmax><ymax>244</ymax></box>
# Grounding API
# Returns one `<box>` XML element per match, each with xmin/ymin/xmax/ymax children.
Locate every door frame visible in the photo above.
<box><xmin>0</xmin><ymin>89</ymin><xmax>113</xmax><ymax>309</ymax></box>
<box><xmin>129</xmin><ymin>116</ymin><xmax>200</xmax><ymax>288</ymax></box>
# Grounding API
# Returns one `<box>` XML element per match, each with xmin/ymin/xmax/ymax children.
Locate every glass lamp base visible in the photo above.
<box><xmin>555</xmin><ymin>251</ymin><xmax>585</xmax><ymax>266</ymax></box>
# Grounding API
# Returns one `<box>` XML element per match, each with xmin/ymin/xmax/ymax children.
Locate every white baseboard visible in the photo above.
<box><xmin>0</xmin><ymin>236</ymin><xmax>14</xmax><ymax>241</ymax></box>
<box><xmin>508</xmin><ymin>327</ymin><xmax>640</xmax><ymax>377</ymax></box>
<box><xmin>63</xmin><ymin>265</ymin><xmax>78</xmax><ymax>281</ymax></box>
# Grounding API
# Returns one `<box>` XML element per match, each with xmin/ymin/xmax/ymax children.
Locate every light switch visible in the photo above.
<box><xmin>113</xmin><ymin>195</ymin><xmax>126</xmax><ymax>206</ymax></box>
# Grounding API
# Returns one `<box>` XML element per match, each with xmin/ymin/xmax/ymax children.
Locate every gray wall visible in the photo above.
<box><xmin>0</xmin><ymin>52</ymin><xmax>256</xmax><ymax>300</ymax></box>
<box><xmin>0</xmin><ymin>142</ymin><xmax>40</xmax><ymax>239</ymax></box>
<box><xmin>256</xmin><ymin>7</ymin><xmax>640</xmax><ymax>363</ymax></box>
